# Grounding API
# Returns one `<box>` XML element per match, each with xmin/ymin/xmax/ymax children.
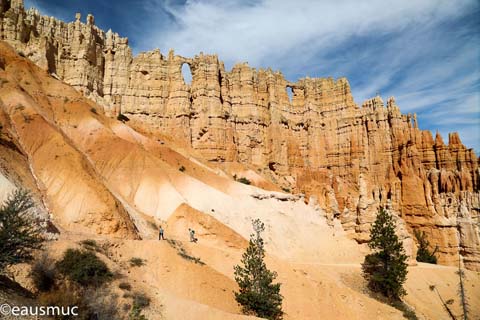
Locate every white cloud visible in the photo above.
<box><xmin>143</xmin><ymin>0</ymin><xmax>474</xmax><ymax>67</ymax></box>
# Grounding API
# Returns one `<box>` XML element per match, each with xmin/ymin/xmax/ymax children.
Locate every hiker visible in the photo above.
<box><xmin>189</xmin><ymin>228</ymin><xmax>197</xmax><ymax>243</ymax></box>
<box><xmin>159</xmin><ymin>226</ymin><xmax>165</xmax><ymax>240</ymax></box>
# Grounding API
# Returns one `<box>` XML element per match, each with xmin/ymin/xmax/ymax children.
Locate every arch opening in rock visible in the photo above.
<box><xmin>286</xmin><ymin>86</ymin><xmax>294</xmax><ymax>103</ymax></box>
<box><xmin>181</xmin><ymin>63</ymin><xmax>192</xmax><ymax>85</ymax></box>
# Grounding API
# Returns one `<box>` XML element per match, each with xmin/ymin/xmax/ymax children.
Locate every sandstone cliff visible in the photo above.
<box><xmin>1</xmin><ymin>0</ymin><xmax>479</xmax><ymax>269</ymax></box>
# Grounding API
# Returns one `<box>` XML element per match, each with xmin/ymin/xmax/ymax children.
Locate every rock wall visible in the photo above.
<box><xmin>1</xmin><ymin>0</ymin><xmax>479</xmax><ymax>269</ymax></box>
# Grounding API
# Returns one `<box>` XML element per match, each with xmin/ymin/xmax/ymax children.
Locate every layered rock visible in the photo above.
<box><xmin>1</xmin><ymin>0</ymin><xmax>479</xmax><ymax>269</ymax></box>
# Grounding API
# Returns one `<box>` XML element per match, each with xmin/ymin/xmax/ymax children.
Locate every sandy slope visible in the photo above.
<box><xmin>38</xmin><ymin>230</ymin><xmax>479</xmax><ymax>320</ymax></box>
<box><xmin>1</xmin><ymin>41</ymin><xmax>479</xmax><ymax>319</ymax></box>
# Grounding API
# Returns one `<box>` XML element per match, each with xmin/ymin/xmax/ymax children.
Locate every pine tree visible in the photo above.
<box><xmin>0</xmin><ymin>189</ymin><xmax>44</xmax><ymax>273</ymax></box>
<box><xmin>234</xmin><ymin>219</ymin><xmax>283</xmax><ymax>320</ymax></box>
<box><xmin>414</xmin><ymin>229</ymin><xmax>437</xmax><ymax>264</ymax></box>
<box><xmin>362</xmin><ymin>208</ymin><xmax>408</xmax><ymax>300</ymax></box>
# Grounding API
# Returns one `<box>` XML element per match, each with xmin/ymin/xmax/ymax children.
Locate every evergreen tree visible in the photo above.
<box><xmin>234</xmin><ymin>219</ymin><xmax>283</xmax><ymax>320</ymax></box>
<box><xmin>0</xmin><ymin>189</ymin><xmax>44</xmax><ymax>273</ymax></box>
<box><xmin>414</xmin><ymin>230</ymin><xmax>437</xmax><ymax>264</ymax></box>
<box><xmin>362</xmin><ymin>208</ymin><xmax>408</xmax><ymax>300</ymax></box>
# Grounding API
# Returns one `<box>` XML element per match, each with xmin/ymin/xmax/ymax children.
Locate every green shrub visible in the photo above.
<box><xmin>56</xmin><ymin>249</ymin><xmax>112</xmax><ymax>287</ymax></box>
<box><xmin>90</xmin><ymin>107</ymin><xmax>98</xmax><ymax>114</ymax></box>
<box><xmin>31</xmin><ymin>254</ymin><xmax>56</xmax><ymax>292</ymax></box>
<box><xmin>81</xmin><ymin>239</ymin><xmax>96</xmax><ymax>246</ymax></box>
<box><xmin>119</xmin><ymin>282</ymin><xmax>132</xmax><ymax>291</ymax></box>
<box><xmin>117</xmin><ymin>113</ymin><xmax>130</xmax><ymax>122</ymax></box>
<box><xmin>80</xmin><ymin>239</ymin><xmax>99</xmax><ymax>249</ymax></box>
<box><xmin>414</xmin><ymin>230</ymin><xmax>437</xmax><ymax>264</ymax></box>
<box><xmin>129</xmin><ymin>305</ymin><xmax>148</xmax><ymax>320</ymax></box>
<box><xmin>166</xmin><ymin>239</ymin><xmax>205</xmax><ymax>265</ymax></box>
<box><xmin>237</xmin><ymin>177</ymin><xmax>251</xmax><ymax>185</ymax></box>
<box><xmin>132</xmin><ymin>292</ymin><xmax>150</xmax><ymax>309</ymax></box>
<box><xmin>362</xmin><ymin>208</ymin><xmax>408</xmax><ymax>300</ymax></box>
<box><xmin>129</xmin><ymin>292</ymin><xmax>150</xmax><ymax>320</ymax></box>
<box><xmin>79</xmin><ymin>239</ymin><xmax>104</xmax><ymax>254</ymax></box>
<box><xmin>129</xmin><ymin>257</ymin><xmax>145</xmax><ymax>267</ymax></box>
<box><xmin>179</xmin><ymin>165</ymin><xmax>186</xmax><ymax>172</ymax></box>
<box><xmin>178</xmin><ymin>252</ymin><xmax>204</xmax><ymax>265</ymax></box>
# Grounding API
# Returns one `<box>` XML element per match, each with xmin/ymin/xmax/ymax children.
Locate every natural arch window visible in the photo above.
<box><xmin>286</xmin><ymin>86</ymin><xmax>293</xmax><ymax>103</ymax></box>
<box><xmin>181</xmin><ymin>63</ymin><xmax>192</xmax><ymax>85</ymax></box>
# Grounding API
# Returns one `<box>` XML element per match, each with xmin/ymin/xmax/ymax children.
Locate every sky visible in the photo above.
<box><xmin>25</xmin><ymin>0</ymin><xmax>480</xmax><ymax>151</ymax></box>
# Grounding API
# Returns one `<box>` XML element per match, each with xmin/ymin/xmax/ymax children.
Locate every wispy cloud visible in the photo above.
<box><xmin>141</xmin><ymin>0</ymin><xmax>473</xmax><ymax>66</ymax></box>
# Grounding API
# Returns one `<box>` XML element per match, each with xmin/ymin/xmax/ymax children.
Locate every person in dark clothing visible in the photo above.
<box><xmin>159</xmin><ymin>226</ymin><xmax>165</xmax><ymax>240</ymax></box>
<box><xmin>189</xmin><ymin>228</ymin><xmax>197</xmax><ymax>243</ymax></box>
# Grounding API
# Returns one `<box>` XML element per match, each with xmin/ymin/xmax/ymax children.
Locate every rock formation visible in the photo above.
<box><xmin>1</xmin><ymin>0</ymin><xmax>479</xmax><ymax>269</ymax></box>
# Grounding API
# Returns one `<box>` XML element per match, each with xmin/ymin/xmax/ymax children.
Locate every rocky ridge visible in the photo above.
<box><xmin>1</xmin><ymin>0</ymin><xmax>479</xmax><ymax>269</ymax></box>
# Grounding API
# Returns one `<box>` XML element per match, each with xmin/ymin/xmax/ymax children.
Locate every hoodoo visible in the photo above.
<box><xmin>1</xmin><ymin>0</ymin><xmax>478</xmax><ymax>270</ymax></box>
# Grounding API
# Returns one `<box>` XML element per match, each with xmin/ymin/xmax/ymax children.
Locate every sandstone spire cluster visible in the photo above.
<box><xmin>1</xmin><ymin>0</ymin><xmax>478</xmax><ymax>269</ymax></box>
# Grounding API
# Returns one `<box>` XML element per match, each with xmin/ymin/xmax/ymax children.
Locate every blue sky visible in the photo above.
<box><xmin>25</xmin><ymin>0</ymin><xmax>480</xmax><ymax>151</ymax></box>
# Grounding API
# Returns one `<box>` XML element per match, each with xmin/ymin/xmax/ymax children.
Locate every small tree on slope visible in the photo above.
<box><xmin>414</xmin><ymin>229</ymin><xmax>437</xmax><ymax>264</ymax></box>
<box><xmin>362</xmin><ymin>208</ymin><xmax>408</xmax><ymax>300</ymax></box>
<box><xmin>234</xmin><ymin>219</ymin><xmax>283</xmax><ymax>320</ymax></box>
<box><xmin>0</xmin><ymin>189</ymin><xmax>44</xmax><ymax>274</ymax></box>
